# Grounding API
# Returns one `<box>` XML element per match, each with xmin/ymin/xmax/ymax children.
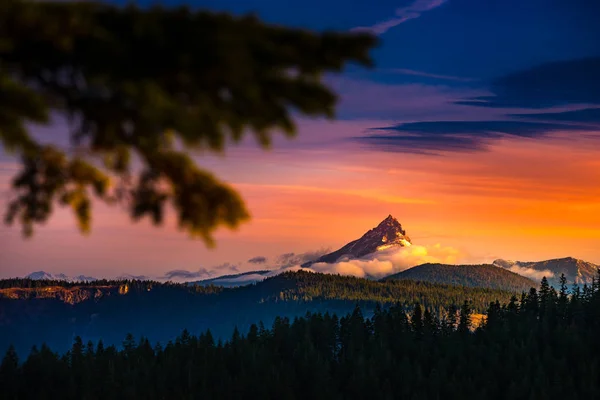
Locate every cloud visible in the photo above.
<box><xmin>505</xmin><ymin>265</ymin><xmax>555</xmax><ymax>281</ymax></box>
<box><xmin>163</xmin><ymin>268</ymin><xmax>212</xmax><ymax>280</ymax></box>
<box><xmin>350</xmin><ymin>58</ymin><xmax>600</xmax><ymax>154</ymax></box>
<box><xmin>158</xmin><ymin>251</ymin><xmax>328</xmax><ymax>283</ymax></box>
<box><xmin>163</xmin><ymin>262</ymin><xmax>240</xmax><ymax>281</ymax></box>
<box><xmin>510</xmin><ymin>107</ymin><xmax>600</xmax><ymax>126</ymax></box>
<box><xmin>305</xmin><ymin>244</ymin><xmax>469</xmax><ymax>279</ymax></box>
<box><xmin>355</xmin><ymin>120</ymin><xmax>594</xmax><ymax>154</ymax></box>
<box><xmin>352</xmin><ymin>0</ymin><xmax>448</xmax><ymax>35</ymax></box>
<box><xmin>275</xmin><ymin>249</ymin><xmax>331</xmax><ymax>268</ymax></box>
<box><xmin>457</xmin><ymin>57</ymin><xmax>600</xmax><ymax>109</ymax></box>
<box><xmin>327</xmin><ymin>77</ymin><xmax>491</xmax><ymax>120</ymax></box>
<box><xmin>387</xmin><ymin>68</ymin><xmax>476</xmax><ymax>83</ymax></box>
<box><xmin>248</xmin><ymin>256</ymin><xmax>268</xmax><ymax>264</ymax></box>
<box><xmin>213</xmin><ymin>262</ymin><xmax>240</xmax><ymax>273</ymax></box>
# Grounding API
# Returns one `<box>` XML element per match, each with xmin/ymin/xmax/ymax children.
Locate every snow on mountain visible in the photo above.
<box><xmin>24</xmin><ymin>271</ymin><xmax>97</xmax><ymax>282</ymax></box>
<box><xmin>25</xmin><ymin>271</ymin><xmax>56</xmax><ymax>280</ymax></box>
<box><xmin>302</xmin><ymin>215</ymin><xmax>412</xmax><ymax>267</ymax></box>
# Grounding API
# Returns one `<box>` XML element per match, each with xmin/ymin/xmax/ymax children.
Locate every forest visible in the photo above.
<box><xmin>1</xmin><ymin>273</ymin><xmax>600</xmax><ymax>399</ymax></box>
<box><xmin>1</xmin><ymin>271</ymin><xmax>519</xmax><ymax>357</ymax></box>
<box><xmin>384</xmin><ymin>263</ymin><xmax>535</xmax><ymax>291</ymax></box>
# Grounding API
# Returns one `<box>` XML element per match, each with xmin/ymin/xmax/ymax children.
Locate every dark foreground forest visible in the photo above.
<box><xmin>2</xmin><ymin>274</ymin><xmax>600</xmax><ymax>399</ymax></box>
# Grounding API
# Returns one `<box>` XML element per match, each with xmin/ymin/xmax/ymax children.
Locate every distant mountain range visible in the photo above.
<box><xmin>22</xmin><ymin>254</ymin><xmax>598</xmax><ymax>291</ymax></box>
<box><xmin>25</xmin><ymin>271</ymin><xmax>98</xmax><ymax>282</ymax></box>
<box><xmin>188</xmin><ymin>270</ymin><xmax>273</xmax><ymax>287</ymax></box>
<box><xmin>493</xmin><ymin>257</ymin><xmax>599</xmax><ymax>286</ymax></box>
<box><xmin>383</xmin><ymin>263</ymin><xmax>535</xmax><ymax>291</ymax></box>
<box><xmin>302</xmin><ymin>215</ymin><xmax>411</xmax><ymax>267</ymax></box>
<box><xmin>22</xmin><ymin>271</ymin><xmax>156</xmax><ymax>282</ymax></box>
<box><xmin>18</xmin><ymin>216</ymin><xmax>599</xmax><ymax>289</ymax></box>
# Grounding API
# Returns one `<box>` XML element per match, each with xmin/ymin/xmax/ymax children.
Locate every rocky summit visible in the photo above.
<box><xmin>302</xmin><ymin>215</ymin><xmax>411</xmax><ymax>267</ymax></box>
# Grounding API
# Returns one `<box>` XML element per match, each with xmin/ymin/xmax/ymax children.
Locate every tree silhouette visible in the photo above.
<box><xmin>0</xmin><ymin>0</ymin><xmax>376</xmax><ymax>245</ymax></box>
<box><xmin>4</xmin><ymin>275</ymin><xmax>600</xmax><ymax>399</ymax></box>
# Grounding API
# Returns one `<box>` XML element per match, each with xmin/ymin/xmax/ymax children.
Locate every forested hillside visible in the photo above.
<box><xmin>384</xmin><ymin>263</ymin><xmax>535</xmax><ymax>291</ymax></box>
<box><xmin>0</xmin><ymin>271</ymin><xmax>518</xmax><ymax>356</ymax></box>
<box><xmin>2</xmin><ymin>275</ymin><xmax>600</xmax><ymax>399</ymax></box>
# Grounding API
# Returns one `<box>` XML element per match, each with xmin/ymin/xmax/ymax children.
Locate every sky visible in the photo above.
<box><xmin>1</xmin><ymin>0</ymin><xmax>600</xmax><ymax>279</ymax></box>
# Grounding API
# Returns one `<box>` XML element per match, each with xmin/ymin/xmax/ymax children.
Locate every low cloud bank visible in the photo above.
<box><xmin>162</xmin><ymin>245</ymin><xmax>479</xmax><ymax>283</ymax></box>
<box><xmin>163</xmin><ymin>263</ymin><xmax>239</xmax><ymax>281</ymax></box>
<box><xmin>306</xmin><ymin>244</ymin><xmax>468</xmax><ymax>279</ymax></box>
<box><xmin>506</xmin><ymin>265</ymin><xmax>554</xmax><ymax>281</ymax></box>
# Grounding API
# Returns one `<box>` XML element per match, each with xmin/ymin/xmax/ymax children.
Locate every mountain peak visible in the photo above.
<box><xmin>302</xmin><ymin>215</ymin><xmax>412</xmax><ymax>266</ymax></box>
<box><xmin>25</xmin><ymin>271</ymin><xmax>54</xmax><ymax>280</ymax></box>
<box><xmin>24</xmin><ymin>271</ymin><xmax>97</xmax><ymax>282</ymax></box>
<box><xmin>376</xmin><ymin>214</ymin><xmax>403</xmax><ymax>230</ymax></box>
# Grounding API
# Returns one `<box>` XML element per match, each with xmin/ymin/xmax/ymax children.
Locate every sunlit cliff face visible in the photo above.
<box><xmin>0</xmin><ymin>285</ymin><xmax>129</xmax><ymax>305</ymax></box>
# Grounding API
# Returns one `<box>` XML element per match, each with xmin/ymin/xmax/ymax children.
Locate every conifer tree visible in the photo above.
<box><xmin>423</xmin><ymin>307</ymin><xmax>437</xmax><ymax>336</ymax></box>
<box><xmin>458</xmin><ymin>300</ymin><xmax>472</xmax><ymax>334</ymax></box>
<box><xmin>444</xmin><ymin>303</ymin><xmax>459</xmax><ymax>334</ymax></box>
<box><xmin>0</xmin><ymin>345</ymin><xmax>20</xmax><ymax>400</ymax></box>
<box><xmin>0</xmin><ymin>0</ymin><xmax>377</xmax><ymax>245</ymax></box>
<box><xmin>411</xmin><ymin>303</ymin><xmax>424</xmax><ymax>335</ymax></box>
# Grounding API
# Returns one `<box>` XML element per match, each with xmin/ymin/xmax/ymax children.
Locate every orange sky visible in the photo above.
<box><xmin>1</xmin><ymin>1</ymin><xmax>600</xmax><ymax>281</ymax></box>
<box><xmin>1</xmin><ymin>119</ymin><xmax>599</xmax><ymax>279</ymax></box>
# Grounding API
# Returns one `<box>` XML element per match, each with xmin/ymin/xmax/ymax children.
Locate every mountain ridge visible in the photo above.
<box><xmin>24</xmin><ymin>271</ymin><xmax>97</xmax><ymax>282</ymax></box>
<box><xmin>188</xmin><ymin>270</ymin><xmax>273</xmax><ymax>287</ymax></box>
<box><xmin>493</xmin><ymin>257</ymin><xmax>599</xmax><ymax>285</ymax></box>
<box><xmin>383</xmin><ymin>263</ymin><xmax>535</xmax><ymax>291</ymax></box>
<box><xmin>302</xmin><ymin>215</ymin><xmax>411</xmax><ymax>267</ymax></box>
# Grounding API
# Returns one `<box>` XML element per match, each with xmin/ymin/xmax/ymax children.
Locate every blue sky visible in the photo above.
<box><xmin>107</xmin><ymin>0</ymin><xmax>599</xmax><ymax>83</ymax></box>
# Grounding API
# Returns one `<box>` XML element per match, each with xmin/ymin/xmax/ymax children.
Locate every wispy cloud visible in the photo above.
<box><xmin>356</xmin><ymin>120</ymin><xmax>595</xmax><ymax>154</ymax></box>
<box><xmin>275</xmin><ymin>249</ymin><xmax>331</xmax><ymax>269</ymax></box>
<box><xmin>213</xmin><ymin>262</ymin><xmax>240</xmax><ymax>273</ymax></box>
<box><xmin>456</xmin><ymin>57</ymin><xmax>600</xmax><ymax>109</ymax></box>
<box><xmin>352</xmin><ymin>0</ymin><xmax>448</xmax><ymax>35</ymax></box>
<box><xmin>163</xmin><ymin>263</ymin><xmax>239</xmax><ymax>281</ymax></box>
<box><xmin>248</xmin><ymin>256</ymin><xmax>268</xmax><ymax>264</ymax></box>
<box><xmin>163</xmin><ymin>268</ymin><xmax>211</xmax><ymax>280</ymax></box>
<box><xmin>387</xmin><ymin>68</ymin><xmax>476</xmax><ymax>82</ymax></box>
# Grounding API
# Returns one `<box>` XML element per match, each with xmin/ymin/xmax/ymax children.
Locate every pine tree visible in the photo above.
<box><xmin>0</xmin><ymin>0</ymin><xmax>376</xmax><ymax>243</ymax></box>
<box><xmin>0</xmin><ymin>345</ymin><xmax>20</xmax><ymax>400</ymax></box>
<box><xmin>458</xmin><ymin>300</ymin><xmax>472</xmax><ymax>335</ymax></box>
<box><xmin>444</xmin><ymin>304</ymin><xmax>459</xmax><ymax>334</ymax></box>
<box><xmin>559</xmin><ymin>274</ymin><xmax>568</xmax><ymax>301</ymax></box>
<box><xmin>411</xmin><ymin>303</ymin><xmax>424</xmax><ymax>335</ymax></box>
<box><xmin>423</xmin><ymin>308</ymin><xmax>437</xmax><ymax>336</ymax></box>
<box><xmin>123</xmin><ymin>333</ymin><xmax>136</xmax><ymax>354</ymax></box>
